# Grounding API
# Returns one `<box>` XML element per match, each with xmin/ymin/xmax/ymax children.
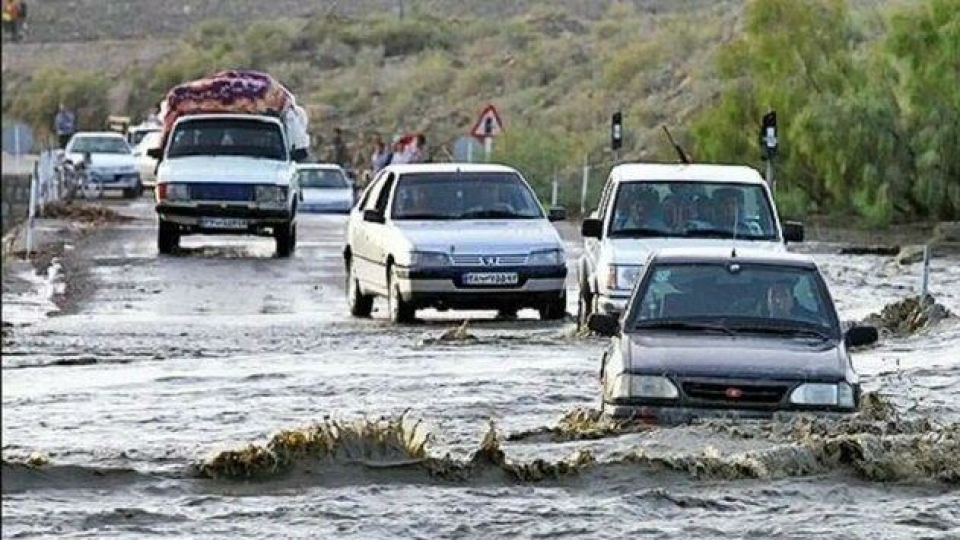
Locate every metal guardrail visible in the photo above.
<box><xmin>24</xmin><ymin>148</ymin><xmax>66</xmax><ymax>257</ymax></box>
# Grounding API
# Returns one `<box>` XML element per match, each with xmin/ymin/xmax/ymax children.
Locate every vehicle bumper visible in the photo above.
<box><xmin>393</xmin><ymin>265</ymin><xmax>567</xmax><ymax>310</ymax></box>
<box><xmin>596</xmin><ymin>293</ymin><xmax>629</xmax><ymax>317</ymax></box>
<box><xmin>89</xmin><ymin>172</ymin><xmax>141</xmax><ymax>189</ymax></box>
<box><xmin>603</xmin><ymin>401</ymin><xmax>857</xmax><ymax>423</ymax></box>
<box><xmin>156</xmin><ymin>202</ymin><xmax>292</xmax><ymax>235</ymax></box>
<box><xmin>300</xmin><ymin>201</ymin><xmax>352</xmax><ymax>213</ymax></box>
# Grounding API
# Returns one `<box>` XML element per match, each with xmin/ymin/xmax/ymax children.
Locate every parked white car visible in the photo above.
<box><xmin>133</xmin><ymin>129</ymin><xmax>162</xmax><ymax>188</ymax></box>
<box><xmin>64</xmin><ymin>132</ymin><xmax>143</xmax><ymax>198</ymax></box>
<box><xmin>576</xmin><ymin>163</ymin><xmax>804</xmax><ymax>326</ymax></box>
<box><xmin>343</xmin><ymin>163</ymin><xmax>569</xmax><ymax>323</ymax></box>
<box><xmin>296</xmin><ymin>163</ymin><xmax>354</xmax><ymax>213</ymax></box>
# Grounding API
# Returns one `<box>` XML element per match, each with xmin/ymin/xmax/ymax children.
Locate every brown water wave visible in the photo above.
<box><xmin>193</xmin><ymin>404</ymin><xmax>960</xmax><ymax>486</ymax></box>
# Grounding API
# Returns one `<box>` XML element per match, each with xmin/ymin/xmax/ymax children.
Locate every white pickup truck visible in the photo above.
<box><xmin>150</xmin><ymin>114</ymin><xmax>307</xmax><ymax>256</ymax></box>
<box><xmin>577</xmin><ymin>163</ymin><xmax>804</xmax><ymax>326</ymax></box>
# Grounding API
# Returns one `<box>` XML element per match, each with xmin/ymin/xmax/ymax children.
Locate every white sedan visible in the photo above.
<box><xmin>65</xmin><ymin>132</ymin><xmax>143</xmax><ymax>198</ymax></box>
<box><xmin>296</xmin><ymin>164</ymin><xmax>355</xmax><ymax>213</ymax></box>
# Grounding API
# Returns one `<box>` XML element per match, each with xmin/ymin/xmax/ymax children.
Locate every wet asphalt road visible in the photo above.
<box><xmin>2</xmin><ymin>197</ymin><xmax>959</xmax><ymax>539</ymax></box>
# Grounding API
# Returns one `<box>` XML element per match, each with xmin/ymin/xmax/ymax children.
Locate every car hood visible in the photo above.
<box><xmin>625</xmin><ymin>333</ymin><xmax>845</xmax><ymax>380</ymax></box>
<box><xmin>302</xmin><ymin>187</ymin><xmax>353</xmax><ymax>203</ymax></box>
<box><xmin>395</xmin><ymin>220</ymin><xmax>563</xmax><ymax>254</ymax></box>
<box><xmin>68</xmin><ymin>153</ymin><xmax>135</xmax><ymax>169</ymax></box>
<box><xmin>157</xmin><ymin>156</ymin><xmax>290</xmax><ymax>184</ymax></box>
<box><xmin>605</xmin><ymin>237</ymin><xmax>784</xmax><ymax>266</ymax></box>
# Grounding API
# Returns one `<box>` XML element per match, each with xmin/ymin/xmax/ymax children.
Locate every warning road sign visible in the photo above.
<box><xmin>470</xmin><ymin>104</ymin><xmax>504</xmax><ymax>140</ymax></box>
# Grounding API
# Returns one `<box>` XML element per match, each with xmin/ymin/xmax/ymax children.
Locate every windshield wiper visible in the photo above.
<box><xmin>635</xmin><ymin>320</ymin><xmax>735</xmax><ymax>336</ymax></box>
<box><xmin>458</xmin><ymin>209</ymin><xmax>537</xmax><ymax>219</ymax></box>
<box><xmin>610</xmin><ymin>227</ymin><xmax>675</xmax><ymax>238</ymax></box>
<box><xmin>395</xmin><ymin>213</ymin><xmax>457</xmax><ymax>220</ymax></box>
<box><xmin>731</xmin><ymin>325</ymin><xmax>831</xmax><ymax>340</ymax></box>
<box><xmin>682</xmin><ymin>227</ymin><xmax>775</xmax><ymax>241</ymax></box>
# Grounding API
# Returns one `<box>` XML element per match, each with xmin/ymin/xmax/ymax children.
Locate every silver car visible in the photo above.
<box><xmin>296</xmin><ymin>164</ymin><xmax>355</xmax><ymax>213</ymax></box>
<box><xmin>65</xmin><ymin>132</ymin><xmax>143</xmax><ymax>198</ymax></box>
<box><xmin>343</xmin><ymin>163</ymin><xmax>568</xmax><ymax>323</ymax></box>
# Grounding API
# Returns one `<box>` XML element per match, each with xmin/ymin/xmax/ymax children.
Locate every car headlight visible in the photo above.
<box><xmin>158</xmin><ymin>183</ymin><xmax>190</xmax><ymax>201</ymax></box>
<box><xmin>410</xmin><ymin>251</ymin><xmax>449</xmax><ymax>268</ymax></box>
<box><xmin>256</xmin><ymin>185</ymin><xmax>287</xmax><ymax>203</ymax></box>
<box><xmin>604</xmin><ymin>264</ymin><xmax>642</xmax><ymax>291</ymax></box>
<box><xmin>528</xmin><ymin>249</ymin><xmax>563</xmax><ymax>266</ymax></box>
<box><xmin>790</xmin><ymin>383</ymin><xmax>855</xmax><ymax>407</ymax></box>
<box><xmin>610</xmin><ymin>374</ymin><xmax>679</xmax><ymax>399</ymax></box>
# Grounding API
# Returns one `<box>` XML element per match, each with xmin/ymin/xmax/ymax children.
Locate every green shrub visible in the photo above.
<box><xmin>7</xmin><ymin>67</ymin><xmax>111</xmax><ymax>139</ymax></box>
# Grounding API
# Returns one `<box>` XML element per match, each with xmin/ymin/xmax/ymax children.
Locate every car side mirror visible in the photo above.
<box><xmin>146</xmin><ymin>147</ymin><xmax>163</xmax><ymax>160</ymax></box>
<box><xmin>548</xmin><ymin>206</ymin><xmax>567</xmax><ymax>222</ymax></box>
<box><xmin>582</xmin><ymin>218</ymin><xmax>603</xmax><ymax>239</ymax></box>
<box><xmin>783</xmin><ymin>221</ymin><xmax>804</xmax><ymax>243</ymax></box>
<box><xmin>291</xmin><ymin>148</ymin><xmax>308</xmax><ymax>162</ymax></box>
<box><xmin>363</xmin><ymin>209</ymin><xmax>385</xmax><ymax>224</ymax></box>
<box><xmin>587</xmin><ymin>313</ymin><xmax>620</xmax><ymax>337</ymax></box>
<box><xmin>845</xmin><ymin>325</ymin><xmax>878</xmax><ymax>347</ymax></box>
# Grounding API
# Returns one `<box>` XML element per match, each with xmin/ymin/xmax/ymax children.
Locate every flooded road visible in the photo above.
<box><xmin>2</xmin><ymin>199</ymin><xmax>958</xmax><ymax>539</ymax></box>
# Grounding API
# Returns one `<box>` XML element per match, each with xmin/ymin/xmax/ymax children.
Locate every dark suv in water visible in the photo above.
<box><xmin>588</xmin><ymin>247</ymin><xmax>878</xmax><ymax>421</ymax></box>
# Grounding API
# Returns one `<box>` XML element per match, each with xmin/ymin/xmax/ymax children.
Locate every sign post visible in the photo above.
<box><xmin>470</xmin><ymin>104</ymin><xmax>504</xmax><ymax>162</ymax></box>
<box><xmin>759</xmin><ymin>110</ymin><xmax>778</xmax><ymax>193</ymax></box>
<box><xmin>611</xmin><ymin>111</ymin><xmax>623</xmax><ymax>162</ymax></box>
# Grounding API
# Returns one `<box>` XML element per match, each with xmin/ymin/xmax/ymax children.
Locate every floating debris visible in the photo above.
<box><xmin>41</xmin><ymin>203</ymin><xmax>129</xmax><ymax>224</ymax></box>
<box><xmin>862</xmin><ymin>295</ymin><xmax>953</xmax><ymax>336</ymax></box>
<box><xmin>507</xmin><ymin>407</ymin><xmax>654</xmax><ymax>443</ymax></box>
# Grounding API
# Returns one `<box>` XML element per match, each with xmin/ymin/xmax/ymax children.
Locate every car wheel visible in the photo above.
<box><xmin>539</xmin><ymin>290</ymin><xmax>567</xmax><ymax>321</ymax></box>
<box><xmin>346</xmin><ymin>260</ymin><xmax>373</xmax><ymax>318</ymax></box>
<box><xmin>275</xmin><ymin>222</ymin><xmax>295</xmax><ymax>258</ymax></box>
<box><xmin>388</xmin><ymin>267</ymin><xmax>415</xmax><ymax>324</ymax></box>
<box><xmin>157</xmin><ymin>220</ymin><xmax>179</xmax><ymax>254</ymax></box>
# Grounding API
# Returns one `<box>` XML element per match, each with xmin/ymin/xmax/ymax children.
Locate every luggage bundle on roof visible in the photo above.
<box><xmin>158</xmin><ymin>70</ymin><xmax>310</xmax><ymax>151</ymax></box>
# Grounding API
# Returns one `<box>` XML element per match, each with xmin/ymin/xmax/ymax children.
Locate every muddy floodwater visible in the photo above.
<box><xmin>2</xmin><ymin>200</ymin><xmax>959</xmax><ymax>539</ymax></box>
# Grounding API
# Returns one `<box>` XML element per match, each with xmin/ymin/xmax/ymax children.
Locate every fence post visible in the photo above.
<box><xmin>25</xmin><ymin>172</ymin><xmax>38</xmax><ymax>259</ymax></box>
<box><xmin>580</xmin><ymin>156</ymin><xmax>590</xmax><ymax>216</ymax></box>
<box><xmin>551</xmin><ymin>169</ymin><xmax>559</xmax><ymax>207</ymax></box>
<box><xmin>920</xmin><ymin>244</ymin><xmax>930</xmax><ymax>298</ymax></box>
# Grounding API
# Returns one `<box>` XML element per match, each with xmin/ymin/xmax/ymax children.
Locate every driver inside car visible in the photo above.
<box><xmin>765</xmin><ymin>280</ymin><xmax>821</xmax><ymax>324</ymax></box>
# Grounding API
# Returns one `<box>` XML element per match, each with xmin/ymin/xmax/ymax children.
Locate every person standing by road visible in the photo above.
<box><xmin>54</xmin><ymin>103</ymin><xmax>76</xmax><ymax>149</ymax></box>
<box><xmin>2</xmin><ymin>0</ymin><xmax>24</xmax><ymax>42</ymax></box>
<box><xmin>333</xmin><ymin>127</ymin><xmax>350</xmax><ymax>169</ymax></box>
<box><xmin>370</xmin><ymin>134</ymin><xmax>390</xmax><ymax>174</ymax></box>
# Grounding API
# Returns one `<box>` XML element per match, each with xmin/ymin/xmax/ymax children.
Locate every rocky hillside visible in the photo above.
<box><xmin>19</xmin><ymin>0</ymin><xmax>718</xmax><ymax>42</ymax></box>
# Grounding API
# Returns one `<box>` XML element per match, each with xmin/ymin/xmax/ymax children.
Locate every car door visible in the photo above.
<box><xmin>350</xmin><ymin>172</ymin><xmax>386</xmax><ymax>289</ymax></box>
<box><xmin>584</xmin><ymin>176</ymin><xmax>616</xmax><ymax>292</ymax></box>
<box><xmin>366</xmin><ymin>172</ymin><xmax>397</xmax><ymax>294</ymax></box>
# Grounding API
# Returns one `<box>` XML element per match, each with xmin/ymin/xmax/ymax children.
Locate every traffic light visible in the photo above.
<box><xmin>760</xmin><ymin>110</ymin><xmax>778</xmax><ymax>160</ymax></box>
<box><xmin>611</xmin><ymin>111</ymin><xmax>623</xmax><ymax>151</ymax></box>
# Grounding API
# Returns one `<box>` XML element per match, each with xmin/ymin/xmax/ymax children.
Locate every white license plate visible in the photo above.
<box><xmin>200</xmin><ymin>217</ymin><xmax>247</xmax><ymax>230</ymax></box>
<box><xmin>462</xmin><ymin>272</ymin><xmax>519</xmax><ymax>286</ymax></box>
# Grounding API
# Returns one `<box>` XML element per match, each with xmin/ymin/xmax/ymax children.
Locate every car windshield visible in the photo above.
<box><xmin>166</xmin><ymin>119</ymin><xmax>286</xmax><ymax>160</ymax></box>
<box><xmin>609</xmin><ymin>181</ymin><xmax>778</xmax><ymax>241</ymax></box>
<box><xmin>70</xmin><ymin>137</ymin><xmax>130</xmax><ymax>155</ymax></box>
<box><xmin>391</xmin><ymin>172</ymin><xmax>544</xmax><ymax>220</ymax></box>
<box><xmin>630</xmin><ymin>262</ymin><xmax>837</xmax><ymax>336</ymax></box>
<box><xmin>299</xmin><ymin>169</ymin><xmax>348</xmax><ymax>188</ymax></box>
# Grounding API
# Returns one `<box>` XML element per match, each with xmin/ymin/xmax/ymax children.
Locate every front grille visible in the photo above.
<box><xmin>450</xmin><ymin>254</ymin><xmax>529</xmax><ymax>266</ymax></box>
<box><xmin>681</xmin><ymin>381</ymin><xmax>788</xmax><ymax>405</ymax></box>
<box><xmin>188</xmin><ymin>183</ymin><xmax>254</xmax><ymax>202</ymax></box>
